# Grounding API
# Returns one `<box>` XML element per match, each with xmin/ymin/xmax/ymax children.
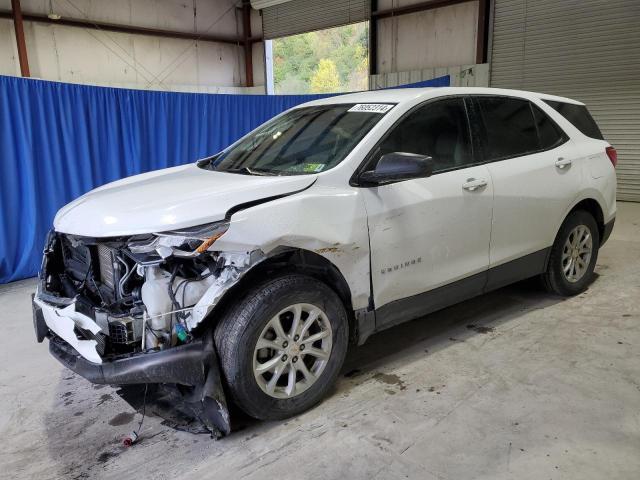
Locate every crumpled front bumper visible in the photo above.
<box><xmin>32</xmin><ymin>295</ymin><xmax>231</xmax><ymax>437</ymax></box>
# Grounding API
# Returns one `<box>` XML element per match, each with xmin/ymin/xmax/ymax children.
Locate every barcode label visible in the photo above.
<box><xmin>348</xmin><ymin>104</ymin><xmax>394</xmax><ymax>113</ymax></box>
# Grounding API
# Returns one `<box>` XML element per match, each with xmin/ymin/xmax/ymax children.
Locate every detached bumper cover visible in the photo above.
<box><xmin>49</xmin><ymin>334</ymin><xmax>212</xmax><ymax>386</ymax></box>
<box><xmin>33</xmin><ymin>299</ymin><xmax>231</xmax><ymax>436</ymax></box>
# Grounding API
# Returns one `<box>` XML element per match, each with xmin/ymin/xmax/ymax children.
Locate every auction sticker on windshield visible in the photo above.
<box><xmin>348</xmin><ymin>104</ymin><xmax>394</xmax><ymax>113</ymax></box>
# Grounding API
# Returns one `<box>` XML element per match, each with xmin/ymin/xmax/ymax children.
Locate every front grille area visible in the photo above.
<box><xmin>41</xmin><ymin>230</ymin><xmax>145</xmax><ymax>353</ymax></box>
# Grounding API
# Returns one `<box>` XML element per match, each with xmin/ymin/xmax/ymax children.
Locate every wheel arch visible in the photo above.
<box><xmin>193</xmin><ymin>247</ymin><xmax>358</xmax><ymax>342</ymax></box>
<box><xmin>566</xmin><ymin>197</ymin><xmax>605</xmax><ymax>242</ymax></box>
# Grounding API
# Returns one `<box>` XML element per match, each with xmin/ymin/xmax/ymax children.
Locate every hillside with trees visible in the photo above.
<box><xmin>273</xmin><ymin>22</ymin><xmax>369</xmax><ymax>94</ymax></box>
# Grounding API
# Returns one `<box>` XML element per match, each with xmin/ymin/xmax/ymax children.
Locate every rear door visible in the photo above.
<box><xmin>359</xmin><ymin>97</ymin><xmax>494</xmax><ymax>328</ymax></box>
<box><xmin>470</xmin><ymin>96</ymin><xmax>583</xmax><ymax>289</ymax></box>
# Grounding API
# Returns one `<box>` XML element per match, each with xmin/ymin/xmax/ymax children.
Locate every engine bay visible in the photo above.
<box><xmin>39</xmin><ymin>229</ymin><xmax>258</xmax><ymax>359</ymax></box>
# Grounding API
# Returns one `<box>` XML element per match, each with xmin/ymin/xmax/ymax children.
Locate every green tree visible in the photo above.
<box><xmin>310</xmin><ymin>59</ymin><xmax>341</xmax><ymax>93</ymax></box>
<box><xmin>273</xmin><ymin>22</ymin><xmax>369</xmax><ymax>94</ymax></box>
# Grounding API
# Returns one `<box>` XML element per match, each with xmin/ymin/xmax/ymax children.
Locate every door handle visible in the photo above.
<box><xmin>555</xmin><ymin>157</ymin><xmax>572</xmax><ymax>169</ymax></box>
<box><xmin>462</xmin><ymin>178</ymin><xmax>488</xmax><ymax>191</ymax></box>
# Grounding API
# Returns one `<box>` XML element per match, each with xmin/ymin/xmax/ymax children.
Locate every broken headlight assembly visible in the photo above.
<box><xmin>128</xmin><ymin>221</ymin><xmax>229</xmax><ymax>258</ymax></box>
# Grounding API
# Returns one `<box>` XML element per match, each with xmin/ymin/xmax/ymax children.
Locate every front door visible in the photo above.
<box><xmin>359</xmin><ymin>97</ymin><xmax>494</xmax><ymax>329</ymax></box>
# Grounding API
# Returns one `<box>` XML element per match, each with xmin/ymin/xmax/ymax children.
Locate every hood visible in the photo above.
<box><xmin>54</xmin><ymin>164</ymin><xmax>317</xmax><ymax>237</ymax></box>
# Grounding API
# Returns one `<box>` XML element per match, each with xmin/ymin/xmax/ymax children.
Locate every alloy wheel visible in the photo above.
<box><xmin>253</xmin><ymin>303</ymin><xmax>333</xmax><ymax>399</ymax></box>
<box><xmin>561</xmin><ymin>224</ymin><xmax>593</xmax><ymax>283</ymax></box>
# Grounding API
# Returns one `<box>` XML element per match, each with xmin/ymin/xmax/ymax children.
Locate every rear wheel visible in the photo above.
<box><xmin>214</xmin><ymin>274</ymin><xmax>349</xmax><ymax>420</ymax></box>
<box><xmin>542</xmin><ymin>210</ymin><xmax>600</xmax><ymax>296</ymax></box>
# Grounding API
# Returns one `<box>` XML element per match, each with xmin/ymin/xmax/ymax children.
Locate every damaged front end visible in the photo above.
<box><xmin>33</xmin><ymin>224</ymin><xmax>263</xmax><ymax>437</ymax></box>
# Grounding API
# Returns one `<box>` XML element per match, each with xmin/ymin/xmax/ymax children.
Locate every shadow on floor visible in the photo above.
<box><xmin>42</xmin><ymin>276</ymin><xmax>592</xmax><ymax>477</ymax></box>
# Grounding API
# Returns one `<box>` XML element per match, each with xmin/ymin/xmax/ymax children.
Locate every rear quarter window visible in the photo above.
<box><xmin>543</xmin><ymin>100</ymin><xmax>604</xmax><ymax>140</ymax></box>
<box><xmin>531</xmin><ymin>103</ymin><xmax>569</xmax><ymax>150</ymax></box>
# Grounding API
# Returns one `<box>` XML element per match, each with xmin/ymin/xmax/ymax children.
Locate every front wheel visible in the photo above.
<box><xmin>214</xmin><ymin>274</ymin><xmax>349</xmax><ymax>420</ymax></box>
<box><xmin>542</xmin><ymin>210</ymin><xmax>600</xmax><ymax>296</ymax></box>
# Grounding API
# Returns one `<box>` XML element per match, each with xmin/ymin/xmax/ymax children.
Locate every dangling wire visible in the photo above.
<box><xmin>123</xmin><ymin>383</ymin><xmax>148</xmax><ymax>447</ymax></box>
<box><xmin>136</xmin><ymin>383</ymin><xmax>149</xmax><ymax>434</ymax></box>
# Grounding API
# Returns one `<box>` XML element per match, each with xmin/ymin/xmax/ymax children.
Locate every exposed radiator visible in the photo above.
<box><xmin>96</xmin><ymin>244</ymin><xmax>116</xmax><ymax>291</ymax></box>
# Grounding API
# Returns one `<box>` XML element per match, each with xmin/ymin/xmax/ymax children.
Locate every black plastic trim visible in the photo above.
<box><xmin>45</xmin><ymin>327</ymin><xmax>231</xmax><ymax>435</ymax></box>
<box><xmin>31</xmin><ymin>294</ymin><xmax>49</xmax><ymax>343</ymax></box>
<box><xmin>601</xmin><ymin>217</ymin><xmax>615</xmax><ymax>246</ymax></box>
<box><xmin>485</xmin><ymin>248</ymin><xmax>550</xmax><ymax>292</ymax></box>
<box><xmin>354</xmin><ymin>307</ymin><xmax>376</xmax><ymax>345</ymax></box>
<box><xmin>48</xmin><ymin>334</ymin><xmax>209</xmax><ymax>386</ymax></box>
<box><xmin>368</xmin><ymin>248</ymin><xmax>551</xmax><ymax>337</ymax></box>
<box><xmin>375</xmin><ymin>271</ymin><xmax>486</xmax><ymax>331</ymax></box>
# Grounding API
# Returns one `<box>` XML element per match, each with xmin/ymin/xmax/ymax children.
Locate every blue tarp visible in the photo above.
<box><xmin>0</xmin><ymin>74</ymin><xmax>449</xmax><ymax>283</ymax></box>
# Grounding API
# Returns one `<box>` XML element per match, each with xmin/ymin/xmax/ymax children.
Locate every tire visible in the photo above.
<box><xmin>542</xmin><ymin>210</ymin><xmax>600</xmax><ymax>296</ymax></box>
<box><xmin>214</xmin><ymin>274</ymin><xmax>349</xmax><ymax>420</ymax></box>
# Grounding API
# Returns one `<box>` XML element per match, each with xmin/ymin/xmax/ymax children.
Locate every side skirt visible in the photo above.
<box><xmin>368</xmin><ymin>247</ymin><xmax>551</xmax><ymax>338</ymax></box>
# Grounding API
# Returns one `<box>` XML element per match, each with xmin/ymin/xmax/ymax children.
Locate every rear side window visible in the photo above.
<box><xmin>475</xmin><ymin>96</ymin><xmax>539</xmax><ymax>160</ymax></box>
<box><xmin>543</xmin><ymin>100</ymin><xmax>604</xmax><ymax>140</ymax></box>
<box><xmin>532</xmin><ymin>103</ymin><xmax>569</xmax><ymax>150</ymax></box>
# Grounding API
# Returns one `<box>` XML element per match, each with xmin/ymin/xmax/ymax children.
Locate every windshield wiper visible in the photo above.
<box><xmin>224</xmin><ymin>167</ymin><xmax>278</xmax><ymax>176</ymax></box>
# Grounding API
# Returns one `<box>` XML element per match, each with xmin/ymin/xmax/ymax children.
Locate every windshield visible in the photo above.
<box><xmin>202</xmin><ymin>104</ymin><xmax>393</xmax><ymax>175</ymax></box>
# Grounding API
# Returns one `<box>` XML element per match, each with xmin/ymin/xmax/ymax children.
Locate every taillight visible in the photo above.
<box><xmin>606</xmin><ymin>146</ymin><xmax>617</xmax><ymax>167</ymax></box>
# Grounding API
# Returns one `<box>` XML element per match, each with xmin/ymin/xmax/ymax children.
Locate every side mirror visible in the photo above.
<box><xmin>359</xmin><ymin>152</ymin><xmax>433</xmax><ymax>186</ymax></box>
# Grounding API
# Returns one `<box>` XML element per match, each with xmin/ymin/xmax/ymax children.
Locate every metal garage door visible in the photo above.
<box><xmin>490</xmin><ymin>0</ymin><xmax>640</xmax><ymax>201</ymax></box>
<box><xmin>260</xmin><ymin>0</ymin><xmax>369</xmax><ymax>39</ymax></box>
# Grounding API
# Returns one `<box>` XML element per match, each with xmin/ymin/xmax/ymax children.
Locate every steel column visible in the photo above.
<box><xmin>242</xmin><ymin>2</ymin><xmax>254</xmax><ymax>87</ymax></box>
<box><xmin>10</xmin><ymin>0</ymin><xmax>30</xmax><ymax>77</ymax></box>
<box><xmin>369</xmin><ymin>0</ymin><xmax>378</xmax><ymax>76</ymax></box>
<box><xmin>475</xmin><ymin>0</ymin><xmax>489</xmax><ymax>64</ymax></box>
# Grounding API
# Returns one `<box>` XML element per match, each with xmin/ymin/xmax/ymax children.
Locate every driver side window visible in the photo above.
<box><xmin>376</xmin><ymin>97</ymin><xmax>473</xmax><ymax>173</ymax></box>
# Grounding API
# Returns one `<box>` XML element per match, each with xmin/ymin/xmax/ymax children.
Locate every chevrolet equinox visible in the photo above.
<box><xmin>32</xmin><ymin>88</ymin><xmax>617</xmax><ymax>436</ymax></box>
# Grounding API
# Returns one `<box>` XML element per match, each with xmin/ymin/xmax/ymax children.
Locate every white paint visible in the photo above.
<box><xmin>34</xmin><ymin>295</ymin><xmax>102</xmax><ymax>363</ymax></box>
<box><xmin>189</xmin><ymin>250</ymin><xmax>265</xmax><ymax>328</ymax></box>
<box><xmin>486</xmin><ymin>97</ymin><xmax>617</xmax><ymax>268</ymax></box>
<box><xmin>48</xmin><ymin>87</ymin><xmax>617</xmax><ymax>318</ymax></box>
<box><xmin>0</xmin><ymin>0</ymin><xmax>266</xmax><ymax>92</ymax></box>
<box><xmin>53</xmin><ymin>164</ymin><xmax>317</xmax><ymax>236</ymax></box>
<box><xmin>363</xmin><ymin>164</ymin><xmax>493</xmax><ymax>307</ymax></box>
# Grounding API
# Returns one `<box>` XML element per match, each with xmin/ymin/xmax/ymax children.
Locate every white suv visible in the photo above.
<box><xmin>32</xmin><ymin>87</ymin><xmax>616</xmax><ymax>436</ymax></box>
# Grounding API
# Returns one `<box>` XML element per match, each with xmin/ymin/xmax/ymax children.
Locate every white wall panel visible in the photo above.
<box><xmin>375</xmin><ymin>1</ymin><xmax>479</xmax><ymax>74</ymax></box>
<box><xmin>0</xmin><ymin>0</ymin><xmax>264</xmax><ymax>93</ymax></box>
<box><xmin>369</xmin><ymin>62</ymin><xmax>489</xmax><ymax>89</ymax></box>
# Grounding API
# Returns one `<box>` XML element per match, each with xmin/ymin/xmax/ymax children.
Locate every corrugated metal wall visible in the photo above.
<box><xmin>490</xmin><ymin>0</ymin><xmax>640</xmax><ymax>201</ymax></box>
<box><xmin>261</xmin><ymin>0</ymin><xmax>369</xmax><ymax>39</ymax></box>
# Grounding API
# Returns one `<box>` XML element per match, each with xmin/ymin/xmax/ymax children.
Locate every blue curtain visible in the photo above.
<box><xmin>0</xmin><ymin>74</ymin><xmax>449</xmax><ymax>283</ymax></box>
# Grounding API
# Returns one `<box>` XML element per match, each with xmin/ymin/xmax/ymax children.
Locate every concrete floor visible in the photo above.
<box><xmin>1</xmin><ymin>203</ymin><xmax>639</xmax><ymax>480</ymax></box>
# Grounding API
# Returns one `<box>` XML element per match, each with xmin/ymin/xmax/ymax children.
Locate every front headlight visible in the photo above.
<box><xmin>129</xmin><ymin>221</ymin><xmax>229</xmax><ymax>258</ymax></box>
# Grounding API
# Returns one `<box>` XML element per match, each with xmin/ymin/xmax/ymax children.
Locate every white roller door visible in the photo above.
<box><xmin>261</xmin><ymin>0</ymin><xmax>369</xmax><ymax>39</ymax></box>
<box><xmin>490</xmin><ymin>0</ymin><xmax>640</xmax><ymax>201</ymax></box>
